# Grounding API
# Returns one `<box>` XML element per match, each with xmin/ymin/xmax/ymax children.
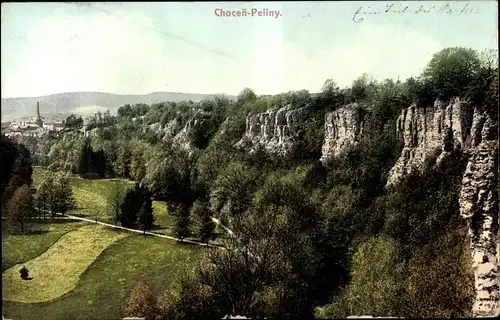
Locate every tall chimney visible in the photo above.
<box><xmin>37</xmin><ymin>101</ymin><xmax>40</xmax><ymax>117</ymax></box>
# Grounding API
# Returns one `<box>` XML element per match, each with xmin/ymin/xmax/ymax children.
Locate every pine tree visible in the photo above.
<box><xmin>191</xmin><ymin>201</ymin><xmax>215</xmax><ymax>244</ymax></box>
<box><xmin>119</xmin><ymin>183</ymin><xmax>144</xmax><ymax>228</ymax></box>
<box><xmin>20</xmin><ymin>266</ymin><xmax>30</xmax><ymax>280</ymax></box>
<box><xmin>110</xmin><ymin>186</ymin><xmax>124</xmax><ymax>225</ymax></box>
<box><xmin>199</xmin><ymin>212</ymin><xmax>215</xmax><ymax>244</ymax></box>
<box><xmin>95</xmin><ymin>149</ymin><xmax>107</xmax><ymax>178</ymax></box>
<box><xmin>137</xmin><ymin>194</ymin><xmax>154</xmax><ymax>235</ymax></box>
<box><xmin>78</xmin><ymin>139</ymin><xmax>91</xmax><ymax>176</ymax></box>
<box><xmin>174</xmin><ymin>205</ymin><xmax>191</xmax><ymax>242</ymax></box>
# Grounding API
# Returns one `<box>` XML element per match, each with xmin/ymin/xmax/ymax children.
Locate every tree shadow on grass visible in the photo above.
<box><xmin>150</xmin><ymin>224</ymin><xmax>169</xmax><ymax>231</ymax></box>
<box><xmin>24</xmin><ymin>229</ymin><xmax>51</xmax><ymax>236</ymax></box>
<box><xmin>175</xmin><ymin>240</ymin><xmax>211</xmax><ymax>247</ymax></box>
<box><xmin>33</xmin><ymin>218</ymin><xmax>83</xmax><ymax>225</ymax></box>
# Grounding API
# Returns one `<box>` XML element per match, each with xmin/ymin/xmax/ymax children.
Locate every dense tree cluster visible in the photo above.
<box><xmin>78</xmin><ymin>138</ymin><xmax>108</xmax><ymax>178</ymax></box>
<box><xmin>119</xmin><ymin>183</ymin><xmax>154</xmax><ymax>232</ymax></box>
<box><xmin>36</xmin><ymin>170</ymin><xmax>77</xmax><ymax>219</ymax></box>
<box><xmin>1</xmin><ymin>135</ymin><xmax>35</xmax><ymax>234</ymax></box>
<box><xmin>64</xmin><ymin>114</ymin><xmax>84</xmax><ymax>130</ymax></box>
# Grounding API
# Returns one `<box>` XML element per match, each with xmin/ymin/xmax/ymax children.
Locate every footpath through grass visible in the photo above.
<box><xmin>2</xmin><ymin>224</ymin><xmax>129</xmax><ymax>303</ymax></box>
<box><xmin>2</xmin><ymin>234</ymin><xmax>206</xmax><ymax>320</ymax></box>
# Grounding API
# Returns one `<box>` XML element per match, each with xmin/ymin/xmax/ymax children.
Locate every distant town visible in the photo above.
<box><xmin>1</xmin><ymin>102</ymin><xmax>97</xmax><ymax>138</ymax></box>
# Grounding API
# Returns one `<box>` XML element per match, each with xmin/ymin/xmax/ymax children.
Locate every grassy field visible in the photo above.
<box><xmin>2</xmin><ymin>169</ymin><xmax>213</xmax><ymax>319</ymax></box>
<box><xmin>32</xmin><ymin>168</ymin><xmax>178</xmax><ymax>234</ymax></box>
<box><xmin>2</xmin><ymin>219</ymin><xmax>89</xmax><ymax>272</ymax></box>
<box><xmin>3</xmin><ymin>225</ymin><xmax>129</xmax><ymax>303</ymax></box>
<box><xmin>33</xmin><ymin>167</ymin><xmax>136</xmax><ymax>222</ymax></box>
<box><xmin>2</xmin><ymin>230</ymin><xmax>207</xmax><ymax>320</ymax></box>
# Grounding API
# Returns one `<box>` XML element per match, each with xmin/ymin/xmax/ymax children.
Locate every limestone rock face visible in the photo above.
<box><xmin>387</xmin><ymin>96</ymin><xmax>499</xmax><ymax>317</ymax></box>
<box><xmin>144</xmin><ymin>119</ymin><xmax>180</xmax><ymax>142</ymax></box>
<box><xmin>320</xmin><ymin>103</ymin><xmax>366</xmax><ymax>163</ymax></box>
<box><xmin>162</xmin><ymin>119</ymin><xmax>181</xmax><ymax>141</ymax></box>
<box><xmin>235</xmin><ymin>105</ymin><xmax>308</xmax><ymax>155</ymax></box>
<box><xmin>460</xmin><ymin>141</ymin><xmax>499</xmax><ymax>317</ymax></box>
<box><xmin>386</xmin><ymin>98</ymin><xmax>475</xmax><ymax>186</ymax></box>
<box><xmin>172</xmin><ymin>110</ymin><xmax>210</xmax><ymax>150</ymax></box>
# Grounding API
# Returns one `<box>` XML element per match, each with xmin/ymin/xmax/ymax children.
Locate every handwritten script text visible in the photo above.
<box><xmin>352</xmin><ymin>2</ymin><xmax>480</xmax><ymax>23</ymax></box>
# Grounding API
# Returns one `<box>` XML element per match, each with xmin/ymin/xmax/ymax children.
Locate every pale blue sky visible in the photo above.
<box><xmin>1</xmin><ymin>1</ymin><xmax>498</xmax><ymax>98</ymax></box>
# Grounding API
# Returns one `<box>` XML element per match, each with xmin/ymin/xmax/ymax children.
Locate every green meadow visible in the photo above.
<box><xmin>2</xmin><ymin>169</ymin><xmax>208</xmax><ymax>320</ymax></box>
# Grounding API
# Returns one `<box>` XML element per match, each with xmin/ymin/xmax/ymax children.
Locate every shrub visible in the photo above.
<box><xmin>20</xmin><ymin>266</ymin><xmax>30</xmax><ymax>280</ymax></box>
<box><xmin>123</xmin><ymin>281</ymin><xmax>158</xmax><ymax>320</ymax></box>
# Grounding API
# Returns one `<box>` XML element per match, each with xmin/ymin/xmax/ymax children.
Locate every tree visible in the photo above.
<box><xmin>344</xmin><ymin>236</ymin><xmax>405</xmax><ymax>317</ymax></box>
<box><xmin>191</xmin><ymin>201</ymin><xmax>215</xmax><ymax>244</ymax></box>
<box><xmin>174</xmin><ymin>205</ymin><xmax>191</xmax><ymax>241</ymax></box>
<box><xmin>320</xmin><ymin>79</ymin><xmax>345</xmax><ymax>108</ymax></box>
<box><xmin>120</xmin><ymin>183</ymin><xmax>143</xmax><ymax>228</ymax></box>
<box><xmin>137</xmin><ymin>196</ymin><xmax>155</xmax><ymax>234</ymax></box>
<box><xmin>422</xmin><ymin>47</ymin><xmax>481</xmax><ymax>101</ymax></box>
<box><xmin>400</xmin><ymin>229</ymin><xmax>475</xmax><ymax>318</ymax></box>
<box><xmin>209</xmin><ymin>162</ymin><xmax>259</xmax><ymax>221</ymax></box>
<box><xmin>78</xmin><ymin>139</ymin><xmax>92</xmax><ymax>176</ymax></box>
<box><xmin>51</xmin><ymin>172</ymin><xmax>76</xmax><ymax>217</ymax></box>
<box><xmin>109</xmin><ymin>186</ymin><xmax>125</xmax><ymax>225</ymax></box>
<box><xmin>237</xmin><ymin>87</ymin><xmax>257</xmax><ymax>104</ymax></box>
<box><xmin>197</xmin><ymin>210</ymin><xmax>285</xmax><ymax>317</ymax></box>
<box><xmin>20</xmin><ymin>266</ymin><xmax>30</xmax><ymax>280</ymax></box>
<box><xmin>36</xmin><ymin>172</ymin><xmax>54</xmax><ymax>219</ymax></box>
<box><xmin>92</xmin><ymin>148</ymin><xmax>107</xmax><ymax>178</ymax></box>
<box><xmin>64</xmin><ymin>114</ymin><xmax>83</xmax><ymax>130</ymax></box>
<box><xmin>119</xmin><ymin>183</ymin><xmax>153</xmax><ymax>231</ymax></box>
<box><xmin>12</xmin><ymin>142</ymin><xmax>33</xmax><ymax>186</ymax></box>
<box><xmin>169</xmin><ymin>275</ymin><xmax>222</xmax><ymax>320</ymax></box>
<box><xmin>350</xmin><ymin>73</ymin><xmax>378</xmax><ymax>102</ymax></box>
<box><xmin>7</xmin><ymin>185</ymin><xmax>35</xmax><ymax>234</ymax></box>
<box><xmin>123</xmin><ymin>281</ymin><xmax>158</xmax><ymax>320</ymax></box>
<box><xmin>1</xmin><ymin>175</ymin><xmax>25</xmax><ymax>212</ymax></box>
<box><xmin>1</xmin><ymin>135</ymin><xmax>19</xmax><ymax>196</ymax></box>
<box><xmin>36</xmin><ymin>171</ymin><xmax>76</xmax><ymax>219</ymax></box>
<box><xmin>1</xmin><ymin>136</ymin><xmax>33</xmax><ymax>205</ymax></box>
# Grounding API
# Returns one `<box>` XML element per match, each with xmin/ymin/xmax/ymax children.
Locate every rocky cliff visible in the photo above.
<box><xmin>172</xmin><ymin>110</ymin><xmax>212</xmax><ymax>150</ymax></box>
<box><xmin>320</xmin><ymin>103</ymin><xmax>367</xmax><ymax>163</ymax></box>
<box><xmin>460</xmin><ymin>140</ymin><xmax>499</xmax><ymax>316</ymax></box>
<box><xmin>386</xmin><ymin>98</ymin><xmax>476</xmax><ymax>186</ymax></box>
<box><xmin>386</xmin><ymin>97</ymin><xmax>499</xmax><ymax>317</ymax></box>
<box><xmin>146</xmin><ymin>119</ymin><xmax>180</xmax><ymax>142</ymax></box>
<box><xmin>235</xmin><ymin>105</ymin><xmax>308</xmax><ymax>155</ymax></box>
<box><xmin>145</xmin><ymin>110</ymin><xmax>211</xmax><ymax>150</ymax></box>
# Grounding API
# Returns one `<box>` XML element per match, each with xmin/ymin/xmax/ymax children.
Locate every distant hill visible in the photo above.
<box><xmin>1</xmin><ymin>91</ymin><xmax>235</xmax><ymax>121</ymax></box>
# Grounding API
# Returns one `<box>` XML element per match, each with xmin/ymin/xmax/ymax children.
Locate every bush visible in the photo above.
<box><xmin>123</xmin><ymin>281</ymin><xmax>158</xmax><ymax>320</ymax></box>
<box><xmin>399</xmin><ymin>228</ymin><xmax>474</xmax><ymax>318</ymax></box>
<box><xmin>20</xmin><ymin>266</ymin><xmax>30</xmax><ymax>280</ymax></box>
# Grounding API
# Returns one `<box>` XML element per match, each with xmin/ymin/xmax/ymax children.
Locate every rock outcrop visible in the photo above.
<box><xmin>145</xmin><ymin>110</ymin><xmax>211</xmax><ymax>150</ymax></box>
<box><xmin>172</xmin><ymin>110</ymin><xmax>212</xmax><ymax>151</ymax></box>
<box><xmin>386</xmin><ymin>98</ymin><xmax>475</xmax><ymax>186</ymax></box>
<box><xmin>320</xmin><ymin>103</ymin><xmax>367</xmax><ymax>163</ymax></box>
<box><xmin>460</xmin><ymin>141</ymin><xmax>499</xmax><ymax>316</ymax></box>
<box><xmin>235</xmin><ymin>105</ymin><xmax>308</xmax><ymax>155</ymax></box>
<box><xmin>145</xmin><ymin>119</ymin><xmax>180</xmax><ymax>142</ymax></box>
<box><xmin>387</xmin><ymin>97</ymin><xmax>499</xmax><ymax>317</ymax></box>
